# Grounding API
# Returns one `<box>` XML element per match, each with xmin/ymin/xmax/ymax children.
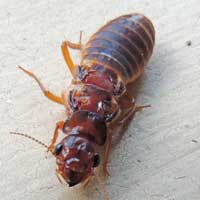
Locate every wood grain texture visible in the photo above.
<box><xmin>1</xmin><ymin>0</ymin><xmax>200</xmax><ymax>200</ymax></box>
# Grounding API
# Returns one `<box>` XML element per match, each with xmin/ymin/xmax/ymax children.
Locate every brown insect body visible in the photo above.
<box><xmin>55</xmin><ymin>13</ymin><xmax>155</xmax><ymax>186</ymax></box>
<box><xmin>14</xmin><ymin>13</ymin><xmax>155</xmax><ymax>191</ymax></box>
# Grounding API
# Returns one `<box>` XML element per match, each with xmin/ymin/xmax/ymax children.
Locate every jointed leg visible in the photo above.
<box><xmin>61</xmin><ymin>42</ymin><xmax>76</xmax><ymax>76</ymax></box>
<box><xmin>61</xmin><ymin>31</ymin><xmax>83</xmax><ymax>77</ymax></box>
<box><xmin>18</xmin><ymin>66</ymin><xmax>65</xmax><ymax>105</ymax></box>
<box><xmin>102</xmin><ymin>94</ymin><xmax>150</xmax><ymax>174</ymax></box>
<box><xmin>83</xmin><ymin>176</ymin><xmax>92</xmax><ymax>188</ymax></box>
<box><xmin>103</xmin><ymin>128</ymin><xmax>113</xmax><ymax>176</ymax></box>
<box><xmin>118</xmin><ymin>91</ymin><xmax>135</xmax><ymax>109</ymax></box>
<box><xmin>118</xmin><ymin>104</ymin><xmax>151</xmax><ymax>124</ymax></box>
<box><xmin>66</xmin><ymin>31</ymin><xmax>83</xmax><ymax>50</ymax></box>
<box><xmin>118</xmin><ymin>92</ymin><xmax>150</xmax><ymax>124</ymax></box>
<box><xmin>47</xmin><ymin>121</ymin><xmax>65</xmax><ymax>152</ymax></box>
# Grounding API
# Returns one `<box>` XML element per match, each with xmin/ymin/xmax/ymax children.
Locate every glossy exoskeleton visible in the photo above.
<box><xmin>15</xmin><ymin>13</ymin><xmax>155</xmax><ymax>188</ymax></box>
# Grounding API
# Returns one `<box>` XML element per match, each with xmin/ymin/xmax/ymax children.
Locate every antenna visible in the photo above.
<box><xmin>94</xmin><ymin>172</ymin><xmax>110</xmax><ymax>200</ymax></box>
<box><xmin>10</xmin><ymin>131</ymin><xmax>54</xmax><ymax>154</ymax></box>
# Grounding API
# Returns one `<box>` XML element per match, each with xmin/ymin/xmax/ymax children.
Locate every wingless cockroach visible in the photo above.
<box><xmin>11</xmin><ymin>13</ymin><xmax>155</xmax><ymax>199</ymax></box>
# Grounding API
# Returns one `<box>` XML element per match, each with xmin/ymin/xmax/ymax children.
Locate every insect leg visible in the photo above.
<box><xmin>61</xmin><ymin>42</ymin><xmax>76</xmax><ymax>76</ymax></box>
<box><xmin>118</xmin><ymin>104</ymin><xmax>150</xmax><ymax>124</ymax></box>
<box><xmin>118</xmin><ymin>91</ymin><xmax>150</xmax><ymax>123</ymax></box>
<box><xmin>61</xmin><ymin>90</ymin><xmax>71</xmax><ymax>115</ymax></box>
<box><xmin>47</xmin><ymin>121</ymin><xmax>65</xmax><ymax>152</ymax></box>
<box><xmin>103</xmin><ymin>128</ymin><xmax>113</xmax><ymax>176</ymax></box>
<box><xmin>66</xmin><ymin>31</ymin><xmax>83</xmax><ymax>50</ymax></box>
<box><xmin>61</xmin><ymin>31</ymin><xmax>83</xmax><ymax>77</ymax></box>
<box><xmin>18</xmin><ymin>66</ymin><xmax>65</xmax><ymax>105</ymax></box>
<box><xmin>102</xmin><ymin>104</ymin><xmax>150</xmax><ymax>175</ymax></box>
<box><xmin>118</xmin><ymin>92</ymin><xmax>135</xmax><ymax>109</ymax></box>
<box><xmin>82</xmin><ymin>176</ymin><xmax>92</xmax><ymax>188</ymax></box>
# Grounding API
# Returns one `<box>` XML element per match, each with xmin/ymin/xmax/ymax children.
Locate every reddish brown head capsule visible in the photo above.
<box><xmin>55</xmin><ymin>136</ymin><xmax>97</xmax><ymax>186</ymax></box>
<box><xmin>55</xmin><ymin>111</ymin><xmax>106</xmax><ymax>186</ymax></box>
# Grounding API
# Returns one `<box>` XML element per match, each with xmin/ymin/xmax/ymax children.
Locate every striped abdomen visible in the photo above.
<box><xmin>81</xmin><ymin>13</ymin><xmax>155</xmax><ymax>83</ymax></box>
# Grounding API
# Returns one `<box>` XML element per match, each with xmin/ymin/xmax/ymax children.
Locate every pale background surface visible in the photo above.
<box><xmin>1</xmin><ymin>0</ymin><xmax>200</xmax><ymax>200</ymax></box>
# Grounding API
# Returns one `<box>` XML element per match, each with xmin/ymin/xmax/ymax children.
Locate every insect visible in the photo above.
<box><xmin>11</xmin><ymin>13</ymin><xmax>155</xmax><ymax>199</ymax></box>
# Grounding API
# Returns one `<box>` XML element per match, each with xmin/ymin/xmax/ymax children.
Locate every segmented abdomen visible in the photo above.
<box><xmin>82</xmin><ymin>13</ymin><xmax>155</xmax><ymax>83</ymax></box>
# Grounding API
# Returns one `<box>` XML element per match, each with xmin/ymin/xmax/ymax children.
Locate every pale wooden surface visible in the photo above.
<box><xmin>1</xmin><ymin>0</ymin><xmax>200</xmax><ymax>200</ymax></box>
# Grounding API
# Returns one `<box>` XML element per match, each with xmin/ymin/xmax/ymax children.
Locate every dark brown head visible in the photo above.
<box><xmin>54</xmin><ymin>135</ymin><xmax>100</xmax><ymax>187</ymax></box>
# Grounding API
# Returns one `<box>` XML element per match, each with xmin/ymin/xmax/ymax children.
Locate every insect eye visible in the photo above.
<box><xmin>93</xmin><ymin>153</ymin><xmax>100</xmax><ymax>167</ymax></box>
<box><xmin>54</xmin><ymin>143</ymin><xmax>63</xmax><ymax>155</ymax></box>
